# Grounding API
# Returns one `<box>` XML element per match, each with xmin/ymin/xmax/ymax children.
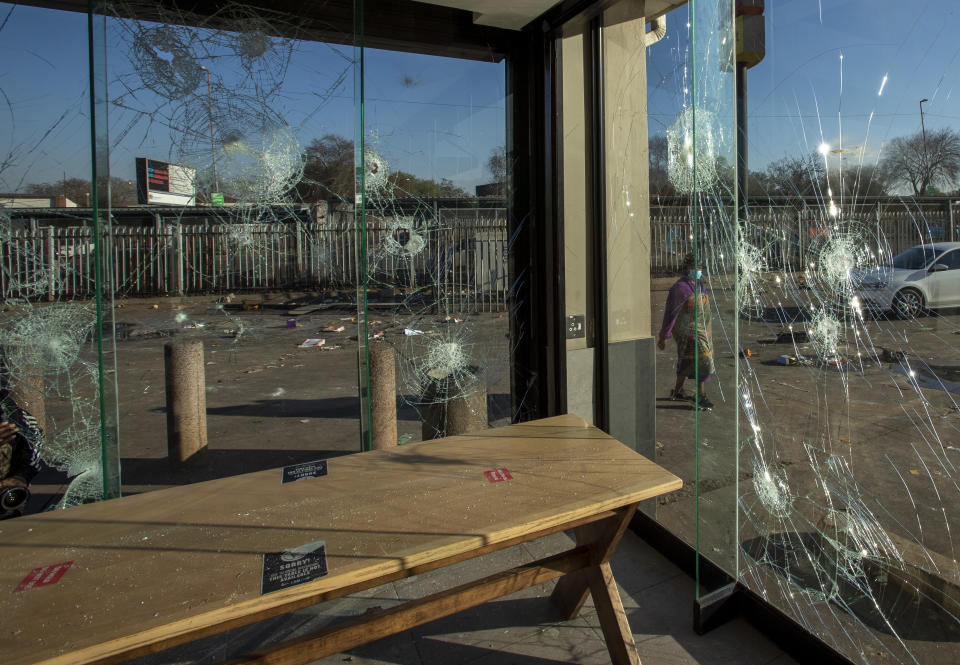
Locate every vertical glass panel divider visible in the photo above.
<box><xmin>354</xmin><ymin>0</ymin><xmax>371</xmax><ymax>452</ymax></box>
<box><xmin>89</xmin><ymin>0</ymin><xmax>122</xmax><ymax>499</ymax></box>
<box><xmin>690</xmin><ymin>0</ymin><xmax>738</xmax><ymax>596</ymax></box>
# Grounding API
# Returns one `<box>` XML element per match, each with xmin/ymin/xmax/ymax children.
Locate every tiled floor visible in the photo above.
<box><xmin>136</xmin><ymin>530</ymin><xmax>798</xmax><ymax>665</ymax></box>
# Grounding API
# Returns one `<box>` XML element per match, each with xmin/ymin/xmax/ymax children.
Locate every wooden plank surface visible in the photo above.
<box><xmin>0</xmin><ymin>414</ymin><xmax>681</xmax><ymax>665</ymax></box>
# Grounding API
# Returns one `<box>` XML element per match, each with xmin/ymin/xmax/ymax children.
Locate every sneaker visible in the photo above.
<box><xmin>670</xmin><ymin>388</ymin><xmax>694</xmax><ymax>402</ymax></box>
<box><xmin>697</xmin><ymin>394</ymin><xmax>714</xmax><ymax>410</ymax></box>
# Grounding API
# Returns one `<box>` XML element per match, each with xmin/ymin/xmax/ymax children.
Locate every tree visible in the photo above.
<box><xmin>831</xmin><ymin>163</ymin><xmax>887</xmax><ymax>197</ymax></box>
<box><xmin>25</xmin><ymin>178</ymin><xmax>91</xmax><ymax>206</ymax></box>
<box><xmin>648</xmin><ymin>134</ymin><xmax>675</xmax><ymax>196</ymax></box>
<box><xmin>760</xmin><ymin>154</ymin><xmax>825</xmax><ymax>197</ymax></box>
<box><xmin>486</xmin><ymin>146</ymin><xmax>506</xmax><ymax>183</ymax></box>
<box><xmin>293</xmin><ymin>134</ymin><xmax>355</xmax><ymax>202</ymax></box>
<box><xmin>387</xmin><ymin>172</ymin><xmax>467</xmax><ymax>198</ymax></box>
<box><xmin>24</xmin><ymin>177</ymin><xmax>137</xmax><ymax>207</ymax></box>
<box><xmin>880</xmin><ymin>128</ymin><xmax>960</xmax><ymax>196</ymax></box>
<box><xmin>292</xmin><ymin>134</ymin><xmax>471</xmax><ymax>201</ymax></box>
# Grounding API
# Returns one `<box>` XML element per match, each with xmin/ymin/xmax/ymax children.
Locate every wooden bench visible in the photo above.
<box><xmin>0</xmin><ymin>414</ymin><xmax>681</xmax><ymax>665</ymax></box>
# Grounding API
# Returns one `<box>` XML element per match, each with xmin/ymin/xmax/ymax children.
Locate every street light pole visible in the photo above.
<box><xmin>920</xmin><ymin>98</ymin><xmax>929</xmax><ymax>156</ymax></box>
<box><xmin>199</xmin><ymin>65</ymin><xmax>219</xmax><ymax>196</ymax></box>
<box><xmin>920</xmin><ymin>98</ymin><xmax>929</xmax><ymax>196</ymax></box>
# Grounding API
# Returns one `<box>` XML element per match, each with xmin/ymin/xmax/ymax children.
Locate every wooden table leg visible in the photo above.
<box><xmin>549</xmin><ymin>504</ymin><xmax>640</xmax><ymax>664</ymax></box>
<box><xmin>588</xmin><ymin>562</ymin><xmax>640</xmax><ymax>665</ymax></box>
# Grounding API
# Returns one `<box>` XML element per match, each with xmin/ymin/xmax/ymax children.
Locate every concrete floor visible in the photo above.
<box><xmin>132</xmin><ymin>529</ymin><xmax>798</xmax><ymax>665</ymax></box>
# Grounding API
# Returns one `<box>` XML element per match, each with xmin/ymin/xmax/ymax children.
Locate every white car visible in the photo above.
<box><xmin>856</xmin><ymin>242</ymin><xmax>960</xmax><ymax>318</ymax></box>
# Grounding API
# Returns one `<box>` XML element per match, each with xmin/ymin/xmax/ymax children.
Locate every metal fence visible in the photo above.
<box><xmin>4</xmin><ymin>201</ymin><xmax>957</xmax><ymax>303</ymax></box>
<box><xmin>1</xmin><ymin>211</ymin><xmax>511</xmax><ymax>312</ymax></box>
<box><xmin>648</xmin><ymin>202</ymin><xmax>958</xmax><ymax>274</ymax></box>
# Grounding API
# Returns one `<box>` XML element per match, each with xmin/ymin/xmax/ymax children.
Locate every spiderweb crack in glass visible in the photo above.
<box><xmin>752</xmin><ymin>460</ymin><xmax>793</xmax><ymax>517</ymax></box>
<box><xmin>0</xmin><ymin>305</ymin><xmax>95</xmax><ymax>375</ymax></box>
<box><xmin>173</xmin><ymin>96</ymin><xmax>304</xmax><ymax>203</ymax></box>
<box><xmin>131</xmin><ymin>25</ymin><xmax>205</xmax><ymax>100</ymax></box>
<box><xmin>364</xmin><ymin>149</ymin><xmax>390</xmax><ymax>197</ymax></box>
<box><xmin>652</xmin><ymin>3</ymin><xmax>960</xmax><ymax>659</ymax></box>
<box><xmin>382</xmin><ymin>217</ymin><xmax>426</xmax><ymax>258</ymax></box>
<box><xmin>737</xmin><ymin>236</ymin><xmax>770</xmax><ymax>315</ymax></box>
<box><xmin>667</xmin><ymin>106</ymin><xmax>719</xmax><ymax>193</ymax></box>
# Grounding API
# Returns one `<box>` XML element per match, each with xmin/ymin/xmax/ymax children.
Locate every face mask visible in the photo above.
<box><xmin>688</xmin><ymin>269</ymin><xmax>702</xmax><ymax>280</ymax></box>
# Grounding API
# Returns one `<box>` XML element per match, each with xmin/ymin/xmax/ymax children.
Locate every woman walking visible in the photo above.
<box><xmin>657</xmin><ymin>253</ymin><xmax>715</xmax><ymax>410</ymax></box>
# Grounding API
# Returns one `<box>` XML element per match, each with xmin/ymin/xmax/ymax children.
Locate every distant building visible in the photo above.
<box><xmin>475</xmin><ymin>182</ymin><xmax>506</xmax><ymax>197</ymax></box>
<box><xmin>0</xmin><ymin>194</ymin><xmax>78</xmax><ymax>208</ymax></box>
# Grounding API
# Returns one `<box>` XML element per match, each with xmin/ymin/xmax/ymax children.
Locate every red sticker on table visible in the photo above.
<box><xmin>484</xmin><ymin>468</ymin><xmax>513</xmax><ymax>483</ymax></box>
<box><xmin>13</xmin><ymin>561</ymin><xmax>73</xmax><ymax>593</ymax></box>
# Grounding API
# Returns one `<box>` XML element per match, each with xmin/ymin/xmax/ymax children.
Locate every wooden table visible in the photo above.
<box><xmin>0</xmin><ymin>414</ymin><xmax>681</xmax><ymax>665</ymax></box>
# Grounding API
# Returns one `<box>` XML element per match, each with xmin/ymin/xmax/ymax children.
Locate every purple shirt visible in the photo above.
<box><xmin>658</xmin><ymin>277</ymin><xmax>695</xmax><ymax>340</ymax></box>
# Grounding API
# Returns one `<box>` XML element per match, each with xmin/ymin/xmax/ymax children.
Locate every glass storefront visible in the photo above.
<box><xmin>1</xmin><ymin>0</ymin><xmax>507</xmax><ymax>507</ymax></box>
<box><xmin>644</xmin><ymin>0</ymin><xmax>960</xmax><ymax>662</ymax></box>
<box><xmin>732</xmin><ymin>1</ymin><xmax>960</xmax><ymax>662</ymax></box>
<box><xmin>559</xmin><ymin>0</ymin><xmax>960</xmax><ymax>662</ymax></box>
<box><xmin>2</xmin><ymin>0</ymin><xmax>960</xmax><ymax>662</ymax></box>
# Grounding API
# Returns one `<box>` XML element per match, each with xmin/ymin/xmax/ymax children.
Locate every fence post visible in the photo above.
<box><xmin>165</xmin><ymin>223</ymin><xmax>174</xmax><ymax>295</ymax></box>
<box><xmin>166</xmin><ymin>223</ymin><xmax>183</xmax><ymax>296</ymax></box>
<box><xmin>45</xmin><ymin>226</ymin><xmax>55</xmax><ymax>301</ymax></box>
<box><xmin>295</xmin><ymin>221</ymin><xmax>304</xmax><ymax>286</ymax></box>
<box><xmin>176</xmin><ymin>223</ymin><xmax>184</xmax><ymax>296</ymax></box>
<box><xmin>949</xmin><ymin>200</ymin><xmax>955</xmax><ymax>242</ymax></box>
<box><xmin>876</xmin><ymin>201</ymin><xmax>882</xmax><ymax>255</ymax></box>
<box><xmin>799</xmin><ymin>206</ymin><xmax>805</xmax><ymax>268</ymax></box>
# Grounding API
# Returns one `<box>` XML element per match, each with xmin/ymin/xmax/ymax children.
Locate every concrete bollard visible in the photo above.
<box><xmin>164</xmin><ymin>340</ymin><xmax>207</xmax><ymax>465</ymax></box>
<box><xmin>445</xmin><ymin>380</ymin><xmax>487</xmax><ymax>436</ymax></box>
<box><xmin>421</xmin><ymin>372</ymin><xmax>488</xmax><ymax>440</ymax></box>
<box><xmin>369</xmin><ymin>345</ymin><xmax>398</xmax><ymax>450</ymax></box>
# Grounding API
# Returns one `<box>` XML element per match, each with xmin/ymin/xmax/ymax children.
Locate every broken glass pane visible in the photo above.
<box><xmin>0</xmin><ymin>3</ymin><xmax>113</xmax><ymax>509</ymax></box>
<box><xmin>357</xmin><ymin>48</ymin><xmax>510</xmax><ymax>446</ymax></box>
<box><xmin>694</xmin><ymin>0</ymin><xmax>960</xmax><ymax>661</ymax></box>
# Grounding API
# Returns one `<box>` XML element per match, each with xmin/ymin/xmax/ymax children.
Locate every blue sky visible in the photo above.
<box><xmin>2</xmin><ymin>0</ymin><xmax>959</xmax><ymax>192</ymax></box>
<box><xmin>646</xmin><ymin>0</ymin><xmax>960</xmax><ymax>176</ymax></box>
<box><xmin>0</xmin><ymin>3</ymin><xmax>505</xmax><ymax>192</ymax></box>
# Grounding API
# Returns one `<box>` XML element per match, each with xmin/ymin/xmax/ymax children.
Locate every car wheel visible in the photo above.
<box><xmin>893</xmin><ymin>288</ymin><xmax>924</xmax><ymax>319</ymax></box>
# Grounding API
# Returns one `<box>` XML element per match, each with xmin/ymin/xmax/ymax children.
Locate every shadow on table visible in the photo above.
<box><xmin>119</xmin><ymin>449</ymin><xmax>353</xmax><ymax>486</ymax></box>
<box><xmin>127</xmin><ymin>595</ymin><xmax>588</xmax><ymax>665</ymax></box>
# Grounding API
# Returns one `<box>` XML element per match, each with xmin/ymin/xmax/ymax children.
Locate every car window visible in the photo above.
<box><xmin>891</xmin><ymin>246</ymin><xmax>938</xmax><ymax>269</ymax></box>
<box><xmin>933</xmin><ymin>250</ymin><xmax>960</xmax><ymax>270</ymax></box>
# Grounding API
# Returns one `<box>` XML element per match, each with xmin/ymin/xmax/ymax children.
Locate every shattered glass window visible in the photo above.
<box><xmin>738</xmin><ymin>1</ymin><xmax>960</xmax><ymax>660</ymax></box>
<box><xmin>644</xmin><ymin>0</ymin><xmax>960</xmax><ymax>662</ymax></box>
<box><xmin>94</xmin><ymin>0</ymin><xmax>367</xmax><ymax>492</ymax></box>
<box><xmin>1</xmin><ymin>0</ymin><xmax>508</xmax><ymax>514</ymax></box>
<box><xmin>0</xmin><ymin>3</ymin><xmax>112</xmax><ymax>509</ymax></box>
<box><xmin>357</xmin><ymin>49</ymin><xmax>510</xmax><ymax>448</ymax></box>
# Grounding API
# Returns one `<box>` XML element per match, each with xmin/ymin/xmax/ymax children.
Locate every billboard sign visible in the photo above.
<box><xmin>136</xmin><ymin>158</ymin><xmax>196</xmax><ymax>206</ymax></box>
